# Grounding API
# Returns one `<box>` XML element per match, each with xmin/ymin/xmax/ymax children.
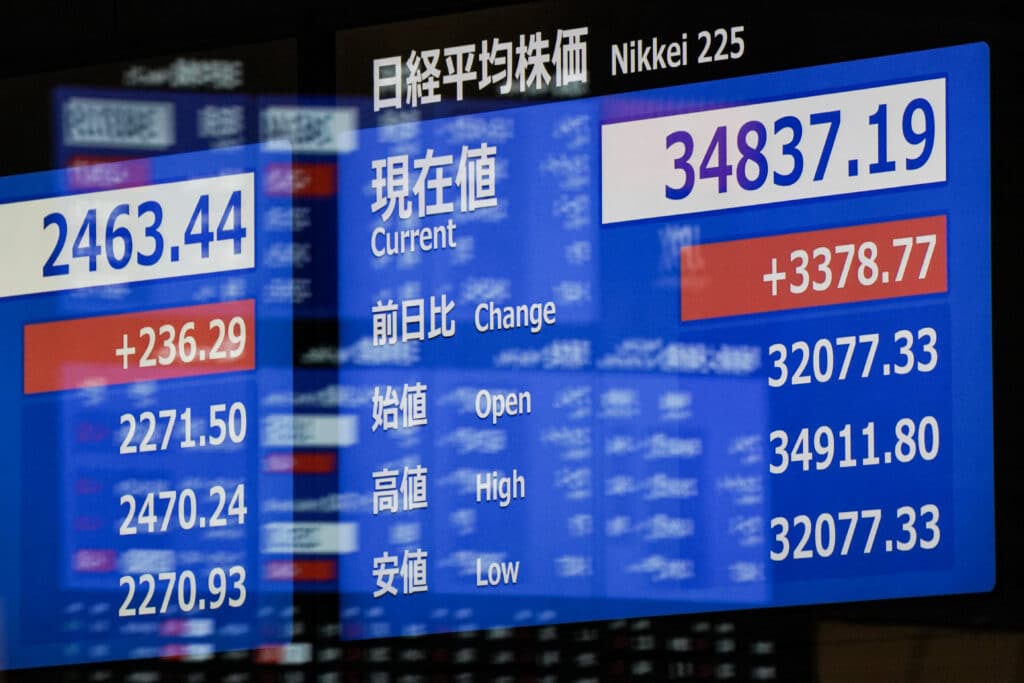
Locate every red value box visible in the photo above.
<box><xmin>24</xmin><ymin>299</ymin><xmax>255</xmax><ymax>394</ymax></box>
<box><xmin>681</xmin><ymin>215</ymin><xmax>947</xmax><ymax>321</ymax></box>
<box><xmin>264</xmin><ymin>161</ymin><xmax>337</xmax><ymax>198</ymax></box>
<box><xmin>264</xmin><ymin>559</ymin><xmax>337</xmax><ymax>582</ymax></box>
<box><xmin>264</xmin><ymin>451</ymin><xmax>338</xmax><ymax>474</ymax></box>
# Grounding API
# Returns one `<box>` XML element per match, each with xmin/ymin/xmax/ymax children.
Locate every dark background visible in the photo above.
<box><xmin>0</xmin><ymin>2</ymin><xmax>1020</xmax><ymax>680</ymax></box>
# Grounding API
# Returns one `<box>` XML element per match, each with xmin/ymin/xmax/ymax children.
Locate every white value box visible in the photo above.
<box><xmin>0</xmin><ymin>172</ymin><xmax>255</xmax><ymax>298</ymax></box>
<box><xmin>602</xmin><ymin>78</ymin><xmax>946</xmax><ymax>223</ymax></box>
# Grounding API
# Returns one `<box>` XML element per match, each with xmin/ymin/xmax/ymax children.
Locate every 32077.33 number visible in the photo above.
<box><xmin>770</xmin><ymin>504</ymin><xmax>940</xmax><ymax>561</ymax></box>
<box><xmin>768</xmin><ymin>327</ymin><xmax>937</xmax><ymax>387</ymax></box>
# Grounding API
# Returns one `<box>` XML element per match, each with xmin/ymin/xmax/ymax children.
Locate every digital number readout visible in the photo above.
<box><xmin>24</xmin><ymin>299</ymin><xmax>255</xmax><ymax>393</ymax></box>
<box><xmin>119</xmin><ymin>484</ymin><xmax>248</xmax><ymax>535</ymax></box>
<box><xmin>767</xmin><ymin>328</ymin><xmax>938</xmax><ymax>387</ymax></box>
<box><xmin>115</xmin><ymin>316</ymin><xmax>247</xmax><ymax>370</ymax></box>
<box><xmin>119</xmin><ymin>402</ymin><xmax>247</xmax><ymax>453</ymax></box>
<box><xmin>0</xmin><ymin>173</ymin><xmax>254</xmax><ymax>298</ymax></box>
<box><xmin>603</xmin><ymin>78</ymin><xmax>946</xmax><ymax>222</ymax></box>
<box><xmin>662</xmin><ymin>99</ymin><xmax>937</xmax><ymax>200</ymax></box>
<box><xmin>42</xmin><ymin>190</ymin><xmax>246</xmax><ymax>277</ymax></box>
<box><xmin>118</xmin><ymin>566</ymin><xmax>246</xmax><ymax>617</ymax></box>
<box><xmin>762</xmin><ymin>234</ymin><xmax>937</xmax><ymax>297</ymax></box>
<box><xmin>680</xmin><ymin>216</ymin><xmax>947</xmax><ymax>321</ymax></box>
<box><xmin>770</xmin><ymin>505</ymin><xmax>941</xmax><ymax>561</ymax></box>
<box><xmin>769</xmin><ymin>417</ymin><xmax>940</xmax><ymax>474</ymax></box>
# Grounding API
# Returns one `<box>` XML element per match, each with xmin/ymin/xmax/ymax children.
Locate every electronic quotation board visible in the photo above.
<box><xmin>0</xmin><ymin>29</ymin><xmax>994</xmax><ymax>669</ymax></box>
<box><xmin>335</xmin><ymin>42</ymin><xmax>992</xmax><ymax>638</ymax></box>
<box><xmin>0</xmin><ymin>145</ymin><xmax>295</xmax><ymax>669</ymax></box>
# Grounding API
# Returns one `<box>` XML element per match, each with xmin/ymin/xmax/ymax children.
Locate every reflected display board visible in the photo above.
<box><xmin>51</xmin><ymin>87</ymin><xmax>370</xmax><ymax>321</ymax></box>
<box><xmin>0</xmin><ymin>146</ymin><xmax>294</xmax><ymax>669</ymax></box>
<box><xmin>0</xmin><ymin>6</ymin><xmax>998</xmax><ymax>671</ymax></box>
<box><xmin>335</xmin><ymin>41</ymin><xmax>992</xmax><ymax>637</ymax></box>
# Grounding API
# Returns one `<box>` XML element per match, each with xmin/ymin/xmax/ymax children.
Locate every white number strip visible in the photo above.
<box><xmin>0</xmin><ymin>172</ymin><xmax>254</xmax><ymax>299</ymax></box>
<box><xmin>601</xmin><ymin>78</ymin><xmax>946</xmax><ymax>223</ymax></box>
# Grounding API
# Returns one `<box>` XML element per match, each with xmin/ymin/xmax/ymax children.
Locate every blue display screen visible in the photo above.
<box><xmin>0</xmin><ymin>145</ymin><xmax>294</xmax><ymax>668</ymax></box>
<box><xmin>335</xmin><ymin>44</ymin><xmax>992</xmax><ymax>637</ymax></box>
<box><xmin>0</xmin><ymin>41</ymin><xmax>993</xmax><ymax>670</ymax></box>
